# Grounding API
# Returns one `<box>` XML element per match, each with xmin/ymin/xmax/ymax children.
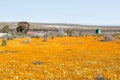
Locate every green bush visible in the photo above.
<box><xmin>31</xmin><ymin>35</ymin><xmax>39</xmax><ymax>38</ymax></box>
<box><xmin>7</xmin><ymin>36</ymin><xmax>14</xmax><ymax>40</ymax></box>
<box><xmin>2</xmin><ymin>25</ymin><xmax>10</xmax><ymax>33</ymax></box>
<box><xmin>43</xmin><ymin>33</ymin><xmax>48</xmax><ymax>42</ymax></box>
<box><xmin>66</xmin><ymin>29</ymin><xmax>73</xmax><ymax>36</ymax></box>
<box><xmin>51</xmin><ymin>36</ymin><xmax>54</xmax><ymax>39</ymax></box>
<box><xmin>1</xmin><ymin>39</ymin><xmax>7</xmax><ymax>46</ymax></box>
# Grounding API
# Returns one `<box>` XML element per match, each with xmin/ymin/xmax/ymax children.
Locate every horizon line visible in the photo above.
<box><xmin>0</xmin><ymin>21</ymin><xmax>120</xmax><ymax>27</ymax></box>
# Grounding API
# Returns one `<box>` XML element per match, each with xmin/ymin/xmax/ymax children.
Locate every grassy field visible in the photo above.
<box><xmin>0</xmin><ymin>36</ymin><xmax>120</xmax><ymax>80</ymax></box>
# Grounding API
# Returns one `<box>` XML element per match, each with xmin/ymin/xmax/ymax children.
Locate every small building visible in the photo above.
<box><xmin>96</xmin><ymin>29</ymin><xmax>101</xmax><ymax>34</ymax></box>
<box><xmin>27</xmin><ymin>31</ymin><xmax>37</xmax><ymax>35</ymax></box>
<box><xmin>0</xmin><ymin>33</ymin><xmax>12</xmax><ymax>37</ymax></box>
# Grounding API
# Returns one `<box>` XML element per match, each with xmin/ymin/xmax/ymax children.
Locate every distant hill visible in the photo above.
<box><xmin>0</xmin><ymin>22</ymin><xmax>120</xmax><ymax>30</ymax></box>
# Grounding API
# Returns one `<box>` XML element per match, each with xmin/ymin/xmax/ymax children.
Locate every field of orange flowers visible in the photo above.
<box><xmin>0</xmin><ymin>36</ymin><xmax>120</xmax><ymax>80</ymax></box>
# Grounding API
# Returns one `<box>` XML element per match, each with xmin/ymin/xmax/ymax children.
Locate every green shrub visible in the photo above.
<box><xmin>1</xmin><ymin>38</ymin><xmax>7</xmax><ymax>46</ymax></box>
<box><xmin>2</xmin><ymin>25</ymin><xmax>10</xmax><ymax>33</ymax></box>
<box><xmin>43</xmin><ymin>33</ymin><xmax>48</xmax><ymax>42</ymax></box>
<box><xmin>51</xmin><ymin>36</ymin><xmax>54</xmax><ymax>39</ymax></box>
<box><xmin>31</xmin><ymin>35</ymin><xmax>39</xmax><ymax>38</ymax></box>
<box><xmin>66</xmin><ymin>29</ymin><xmax>73</xmax><ymax>36</ymax></box>
<box><xmin>7</xmin><ymin>36</ymin><xmax>14</xmax><ymax>40</ymax></box>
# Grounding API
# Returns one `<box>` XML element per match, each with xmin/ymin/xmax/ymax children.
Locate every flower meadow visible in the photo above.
<box><xmin>0</xmin><ymin>36</ymin><xmax>119</xmax><ymax>80</ymax></box>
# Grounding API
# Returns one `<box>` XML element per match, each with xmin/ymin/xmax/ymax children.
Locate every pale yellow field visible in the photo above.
<box><xmin>0</xmin><ymin>36</ymin><xmax>119</xmax><ymax>80</ymax></box>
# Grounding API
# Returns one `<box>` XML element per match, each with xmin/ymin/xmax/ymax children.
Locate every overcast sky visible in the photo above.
<box><xmin>0</xmin><ymin>0</ymin><xmax>120</xmax><ymax>25</ymax></box>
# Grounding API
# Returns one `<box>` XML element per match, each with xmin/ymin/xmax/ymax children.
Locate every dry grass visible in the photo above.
<box><xmin>0</xmin><ymin>36</ymin><xmax>119</xmax><ymax>80</ymax></box>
